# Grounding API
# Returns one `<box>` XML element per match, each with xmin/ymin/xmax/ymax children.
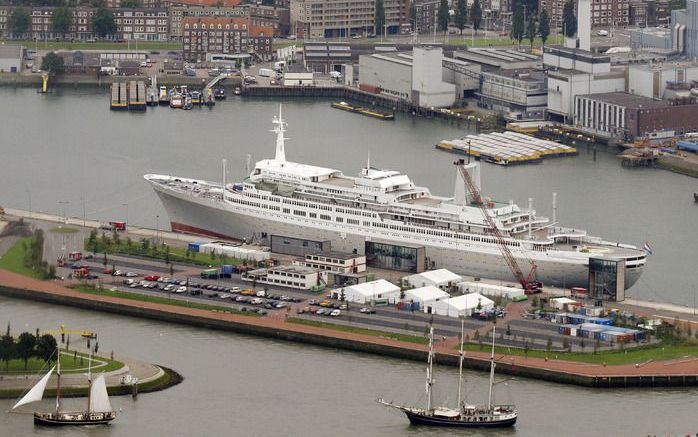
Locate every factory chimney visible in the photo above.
<box><xmin>577</xmin><ymin>0</ymin><xmax>591</xmax><ymax>52</ymax></box>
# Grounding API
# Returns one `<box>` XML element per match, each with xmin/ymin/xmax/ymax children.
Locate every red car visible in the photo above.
<box><xmin>144</xmin><ymin>275</ymin><xmax>160</xmax><ymax>282</ymax></box>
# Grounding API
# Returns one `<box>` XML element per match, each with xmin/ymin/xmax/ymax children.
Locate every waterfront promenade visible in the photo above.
<box><xmin>1</xmin><ymin>268</ymin><xmax>696</xmax><ymax>388</ymax></box>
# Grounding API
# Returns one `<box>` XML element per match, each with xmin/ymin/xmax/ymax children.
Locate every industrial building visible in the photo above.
<box><xmin>574</xmin><ymin>91</ymin><xmax>698</xmax><ymax>140</ymax></box>
<box><xmin>431</xmin><ymin>293</ymin><xmax>494</xmax><ymax>318</ymax></box>
<box><xmin>402</xmin><ymin>269</ymin><xmax>462</xmax><ymax>291</ymax></box>
<box><xmin>358</xmin><ymin>46</ymin><xmax>482</xmax><ymax>108</ymax></box>
<box><xmin>627</xmin><ymin>62</ymin><xmax>698</xmax><ymax>99</ymax></box>
<box><xmin>297</xmin><ymin>251</ymin><xmax>367</xmax><ymax>286</ymax></box>
<box><xmin>339</xmin><ymin>279</ymin><xmax>401</xmax><ymax>305</ymax></box>
<box><xmin>242</xmin><ymin>265</ymin><xmax>325</xmax><ymax>290</ymax></box>
<box><xmin>453</xmin><ymin>48</ymin><xmax>542</xmax><ymax>71</ymax></box>
<box><xmin>0</xmin><ymin>45</ymin><xmax>23</xmax><ymax>73</ymax></box>
<box><xmin>478</xmin><ymin>69</ymin><xmax>548</xmax><ymax>121</ymax></box>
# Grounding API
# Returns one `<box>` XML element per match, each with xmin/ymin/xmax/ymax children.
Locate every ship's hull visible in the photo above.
<box><xmin>34</xmin><ymin>411</ymin><xmax>115</xmax><ymax>426</ymax></box>
<box><xmin>404</xmin><ymin>410</ymin><xmax>517</xmax><ymax>428</ymax></box>
<box><xmin>151</xmin><ymin>185</ymin><xmax>643</xmax><ymax>289</ymax></box>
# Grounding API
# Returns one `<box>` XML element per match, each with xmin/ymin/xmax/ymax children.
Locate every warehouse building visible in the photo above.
<box><xmin>574</xmin><ymin>91</ymin><xmax>698</xmax><ymax>139</ymax></box>
<box><xmin>627</xmin><ymin>62</ymin><xmax>698</xmax><ymax>99</ymax></box>
<box><xmin>358</xmin><ymin>46</ymin><xmax>457</xmax><ymax>108</ymax></box>
<box><xmin>478</xmin><ymin>69</ymin><xmax>547</xmax><ymax>121</ymax></box>
<box><xmin>0</xmin><ymin>45</ymin><xmax>22</xmax><ymax>73</ymax></box>
<box><xmin>242</xmin><ymin>265</ymin><xmax>325</xmax><ymax>290</ymax></box>
<box><xmin>432</xmin><ymin>293</ymin><xmax>494</xmax><ymax>318</ymax></box>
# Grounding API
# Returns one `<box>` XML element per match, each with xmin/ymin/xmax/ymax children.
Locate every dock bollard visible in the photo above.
<box><xmin>132</xmin><ymin>382</ymin><xmax>138</xmax><ymax>399</ymax></box>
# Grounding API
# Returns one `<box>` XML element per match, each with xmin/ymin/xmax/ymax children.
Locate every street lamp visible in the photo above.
<box><xmin>26</xmin><ymin>189</ymin><xmax>32</xmax><ymax>218</ymax></box>
<box><xmin>122</xmin><ymin>203</ymin><xmax>129</xmax><ymax>224</ymax></box>
<box><xmin>156</xmin><ymin>215</ymin><xmax>160</xmax><ymax>243</ymax></box>
<box><xmin>57</xmin><ymin>200</ymin><xmax>69</xmax><ymax>224</ymax></box>
<box><xmin>80</xmin><ymin>197</ymin><xmax>86</xmax><ymax>227</ymax></box>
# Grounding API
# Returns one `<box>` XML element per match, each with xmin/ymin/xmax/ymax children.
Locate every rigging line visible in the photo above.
<box><xmin>10</xmin><ymin>347</ymin><xmax>56</xmax><ymax>408</ymax></box>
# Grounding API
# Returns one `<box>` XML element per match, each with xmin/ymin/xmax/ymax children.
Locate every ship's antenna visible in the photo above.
<box><xmin>272</xmin><ymin>104</ymin><xmax>287</xmax><ymax>163</ymax></box>
<box><xmin>367</xmin><ymin>150</ymin><xmax>371</xmax><ymax>170</ymax></box>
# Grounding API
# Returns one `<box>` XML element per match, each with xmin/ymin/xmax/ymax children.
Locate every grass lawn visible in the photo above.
<box><xmin>49</xmin><ymin>226</ymin><xmax>79</xmax><ymax>234</ymax></box>
<box><xmin>15</xmin><ymin>40</ymin><xmax>182</xmax><ymax>52</ymax></box>
<box><xmin>86</xmin><ymin>238</ymin><xmax>247</xmax><ymax>268</ymax></box>
<box><xmin>288</xmin><ymin>317</ymin><xmax>428</xmax><ymax>344</ymax></box>
<box><xmin>0</xmin><ymin>237</ymin><xmax>43</xmax><ymax>280</ymax></box>
<box><xmin>0</xmin><ymin>350</ymin><xmax>123</xmax><ymax>375</ymax></box>
<box><xmin>460</xmin><ymin>341</ymin><xmax>698</xmax><ymax>366</ymax></box>
<box><xmin>70</xmin><ymin>284</ymin><xmax>260</xmax><ymax>317</ymax></box>
<box><xmin>446</xmin><ymin>34</ymin><xmax>565</xmax><ymax>47</ymax></box>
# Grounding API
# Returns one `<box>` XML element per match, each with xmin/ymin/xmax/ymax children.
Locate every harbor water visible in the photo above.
<box><xmin>0</xmin><ymin>296</ymin><xmax>696</xmax><ymax>436</ymax></box>
<box><xmin>0</xmin><ymin>88</ymin><xmax>696</xmax><ymax>306</ymax></box>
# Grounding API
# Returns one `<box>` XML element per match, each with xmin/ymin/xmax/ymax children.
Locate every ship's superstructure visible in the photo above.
<box><xmin>145</xmin><ymin>107</ymin><xmax>646</xmax><ymax>289</ymax></box>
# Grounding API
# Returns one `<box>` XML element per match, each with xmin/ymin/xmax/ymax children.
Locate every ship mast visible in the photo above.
<box><xmin>55</xmin><ymin>345</ymin><xmax>61</xmax><ymax>413</ymax></box>
<box><xmin>457</xmin><ymin>318</ymin><xmax>465</xmax><ymax>410</ymax></box>
<box><xmin>272</xmin><ymin>104</ymin><xmax>287</xmax><ymax>163</ymax></box>
<box><xmin>487</xmin><ymin>322</ymin><xmax>496</xmax><ymax>410</ymax></box>
<box><xmin>426</xmin><ymin>326</ymin><xmax>434</xmax><ymax>412</ymax></box>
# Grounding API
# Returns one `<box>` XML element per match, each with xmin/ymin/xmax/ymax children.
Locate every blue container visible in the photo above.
<box><xmin>188</xmin><ymin>243</ymin><xmax>200</xmax><ymax>253</ymax></box>
<box><xmin>411</xmin><ymin>301</ymin><xmax>421</xmax><ymax>311</ymax></box>
<box><xmin>221</xmin><ymin>265</ymin><xmax>234</xmax><ymax>274</ymax></box>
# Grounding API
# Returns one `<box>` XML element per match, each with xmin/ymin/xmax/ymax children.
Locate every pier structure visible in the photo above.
<box><xmin>110</xmin><ymin>82</ymin><xmax>128</xmax><ymax>111</ymax></box>
<box><xmin>127</xmin><ymin>80</ymin><xmax>147</xmax><ymax>111</ymax></box>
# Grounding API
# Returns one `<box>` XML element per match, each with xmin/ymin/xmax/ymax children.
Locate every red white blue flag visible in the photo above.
<box><xmin>642</xmin><ymin>241</ymin><xmax>653</xmax><ymax>255</ymax></box>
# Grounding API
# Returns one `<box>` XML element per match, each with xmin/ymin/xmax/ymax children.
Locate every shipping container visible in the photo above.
<box><xmin>188</xmin><ymin>243</ymin><xmax>200</xmax><ymax>253</ymax></box>
<box><xmin>201</xmin><ymin>268</ymin><xmax>219</xmax><ymax>279</ymax></box>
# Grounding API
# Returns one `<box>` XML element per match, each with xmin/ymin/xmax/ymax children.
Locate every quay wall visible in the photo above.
<box><xmin>0</xmin><ymin>284</ymin><xmax>695</xmax><ymax>389</ymax></box>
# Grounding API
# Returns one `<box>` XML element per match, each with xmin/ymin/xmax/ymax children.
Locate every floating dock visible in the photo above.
<box><xmin>437</xmin><ymin>131</ymin><xmax>577</xmax><ymax>165</ymax></box>
<box><xmin>331</xmin><ymin>101</ymin><xmax>395</xmax><ymax>120</ymax></box>
<box><xmin>110</xmin><ymin>82</ymin><xmax>128</xmax><ymax>111</ymax></box>
<box><xmin>127</xmin><ymin>80</ymin><xmax>146</xmax><ymax>111</ymax></box>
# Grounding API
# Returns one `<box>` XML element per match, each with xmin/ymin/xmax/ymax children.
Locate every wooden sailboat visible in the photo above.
<box><xmin>379</xmin><ymin>320</ymin><xmax>517</xmax><ymax>428</ymax></box>
<box><xmin>12</xmin><ymin>346</ymin><xmax>116</xmax><ymax>426</ymax></box>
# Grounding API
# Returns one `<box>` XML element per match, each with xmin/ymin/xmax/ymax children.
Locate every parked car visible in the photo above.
<box><xmin>125</xmin><ymin>272</ymin><xmax>139</xmax><ymax>277</ymax></box>
<box><xmin>144</xmin><ymin>275</ymin><xmax>160</xmax><ymax>282</ymax></box>
<box><xmin>256</xmin><ymin>290</ymin><xmax>267</xmax><ymax>297</ymax></box>
<box><xmin>250</xmin><ymin>298</ymin><xmax>264</xmax><ymax>305</ymax></box>
<box><xmin>275</xmin><ymin>302</ymin><xmax>288</xmax><ymax>309</ymax></box>
<box><xmin>359</xmin><ymin>307</ymin><xmax>376</xmax><ymax>314</ymax></box>
<box><xmin>176</xmin><ymin>286</ymin><xmax>187</xmax><ymax>293</ymax></box>
<box><xmin>316</xmin><ymin>308</ymin><xmax>326</xmax><ymax>315</ymax></box>
<box><xmin>330</xmin><ymin>309</ymin><xmax>341</xmax><ymax>317</ymax></box>
<box><xmin>231</xmin><ymin>287</ymin><xmax>241</xmax><ymax>293</ymax></box>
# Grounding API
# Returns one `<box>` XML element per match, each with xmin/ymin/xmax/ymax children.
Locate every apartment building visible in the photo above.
<box><xmin>291</xmin><ymin>0</ymin><xmax>409</xmax><ymax>39</ymax></box>
<box><xmin>114</xmin><ymin>8</ymin><xmax>169</xmax><ymax>40</ymax></box>
<box><xmin>170</xmin><ymin>4</ymin><xmax>288</xmax><ymax>40</ymax></box>
<box><xmin>182</xmin><ymin>16</ymin><xmax>273</xmax><ymax>62</ymax></box>
<box><xmin>540</xmin><ymin>0</ymin><xmax>629</xmax><ymax>28</ymax></box>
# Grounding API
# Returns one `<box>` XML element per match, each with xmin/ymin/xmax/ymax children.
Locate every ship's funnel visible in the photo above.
<box><xmin>454</xmin><ymin>160</ymin><xmax>481</xmax><ymax>205</ymax></box>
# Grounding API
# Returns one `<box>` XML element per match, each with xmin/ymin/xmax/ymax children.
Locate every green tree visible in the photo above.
<box><xmin>437</xmin><ymin>0</ymin><xmax>449</xmax><ymax>33</ymax></box>
<box><xmin>538</xmin><ymin>9</ymin><xmax>550</xmax><ymax>46</ymax></box>
<box><xmin>562</xmin><ymin>0</ymin><xmax>577</xmax><ymax>37</ymax></box>
<box><xmin>546</xmin><ymin>337</ymin><xmax>552</xmax><ymax>353</ymax></box>
<box><xmin>409</xmin><ymin>1</ymin><xmax>417</xmax><ymax>31</ymax></box>
<box><xmin>36</xmin><ymin>334</ymin><xmax>57</xmax><ymax>364</ymax></box>
<box><xmin>455</xmin><ymin>0</ymin><xmax>468</xmax><ymax>35</ymax></box>
<box><xmin>0</xmin><ymin>334</ymin><xmax>16</xmax><ymax>370</ymax></box>
<box><xmin>52</xmin><ymin>6</ymin><xmax>73</xmax><ymax>37</ymax></box>
<box><xmin>16</xmin><ymin>332</ymin><xmax>37</xmax><ymax>370</ymax></box>
<box><xmin>523</xmin><ymin>340</ymin><xmax>529</xmax><ymax>357</ymax></box>
<box><xmin>375</xmin><ymin>0</ymin><xmax>385</xmax><ymax>37</ymax></box>
<box><xmin>120</xmin><ymin>0</ymin><xmax>142</xmax><ymax>6</ymax></box>
<box><xmin>562</xmin><ymin>337</ymin><xmax>570</xmax><ymax>351</ymax></box>
<box><xmin>141</xmin><ymin>238</ymin><xmax>150</xmax><ymax>253</ymax></box>
<box><xmin>526</xmin><ymin>16</ymin><xmax>537</xmax><ymax>48</ymax></box>
<box><xmin>511</xmin><ymin>5</ymin><xmax>525</xmax><ymax>46</ymax></box>
<box><xmin>470</xmin><ymin>0</ymin><xmax>482</xmax><ymax>34</ymax></box>
<box><xmin>112</xmin><ymin>229</ymin><xmax>120</xmax><ymax>245</ymax></box>
<box><xmin>92</xmin><ymin>8</ymin><xmax>116</xmax><ymax>38</ymax></box>
<box><xmin>580</xmin><ymin>338</ymin><xmax>586</xmax><ymax>351</ymax></box>
<box><xmin>8</xmin><ymin>8</ymin><xmax>30</xmax><ymax>38</ymax></box>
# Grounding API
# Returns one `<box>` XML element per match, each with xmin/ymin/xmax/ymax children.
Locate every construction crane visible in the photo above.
<box><xmin>455</xmin><ymin>159</ymin><xmax>541</xmax><ymax>294</ymax></box>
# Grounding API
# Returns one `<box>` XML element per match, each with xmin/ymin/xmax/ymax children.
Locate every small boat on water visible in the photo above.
<box><xmin>190</xmin><ymin>91</ymin><xmax>202</xmax><ymax>105</ymax></box>
<box><xmin>158</xmin><ymin>86</ymin><xmax>169</xmax><ymax>106</ymax></box>
<box><xmin>379</xmin><ymin>321</ymin><xmax>517</xmax><ymax>428</ymax></box>
<box><xmin>233</xmin><ymin>87</ymin><xmax>241</xmax><ymax>95</ymax></box>
<box><xmin>11</xmin><ymin>346</ymin><xmax>116</xmax><ymax>426</ymax></box>
<box><xmin>183</xmin><ymin>95</ymin><xmax>193</xmax><ymax>110</ymax></box>
<box><xmin>214</xmin><ymin>87</ymin><xmax>226</xmax><ymax>100</ymax></box>
<box><xmin>170</xmin><ymin>92</ymin><xmax>183</xmax><ymax>109</ymax></box>
<box><xmin>332</xmin><ymin>101</ymin><xmax>395</xmax><ymax>120</ymax></box>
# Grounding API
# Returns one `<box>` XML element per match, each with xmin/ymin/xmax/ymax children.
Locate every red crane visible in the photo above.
<box><xmin>456</xmin><ymin>160</ymin><xmax>541</xmax><ymax>294</ymax></box>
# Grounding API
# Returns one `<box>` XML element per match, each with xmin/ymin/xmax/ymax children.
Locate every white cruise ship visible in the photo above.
<box><xmin>145</xmin><ymin>107</ymin><xmax>646</xmax><ymax>290</ymax></box>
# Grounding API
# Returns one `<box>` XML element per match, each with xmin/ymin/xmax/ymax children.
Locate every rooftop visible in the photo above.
<box><xmin>0</xmin><ymin>44</ymin><xmax>22</xmax><ymax>60</ymax></box>
<box><xmin>405</xmin><ymin>268</ymin><xmax>463</xmax><ymax>284</ymax></box>
<box><xmin>579</xmin><ymin>92</ymin><xmax>671</xmax><ymax>109</ymax></box>
<box><xmin>307</xmin><ymin>251</ymin><xmax>364</xmax><ymax>261</ymax></box>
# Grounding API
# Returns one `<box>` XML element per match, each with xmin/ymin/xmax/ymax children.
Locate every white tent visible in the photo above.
<box><xmin>456</xmin><ymin>281</ymin><xmax>525</xmax><ymax>299</ymax></box>
<box><xmin>403</xmin><ymin>286</ymin><xmax>450</xmax><ymax>312</ymax></box>
<box><xmin>342</xmin><ymin>279</ymin><xmax>401</xmax><ymax>304</ymax></box>
<box><xmin>402</xmin><ymin>269</ymin><xmax>463</xmax><ymax>290</ymax></box>
<box><xmin>432</xmin><ymin>293</ymin><xmax>494</xmax><ymax>318</ymax></box>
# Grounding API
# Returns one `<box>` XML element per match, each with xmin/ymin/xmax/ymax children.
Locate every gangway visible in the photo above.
<box><xmin>203</xmin><ymin>74</ymin><xmax>229</xmax><ymax>95</ymax></box>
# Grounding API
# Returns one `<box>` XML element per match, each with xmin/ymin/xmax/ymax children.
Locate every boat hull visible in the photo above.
<box><xmin>404</xmin><ymin>410</ymin><xmax>517</xmax><ymax>428</ymax></box>
<box><xmin>34</xmin><ymin>412</ymin><xmax>115</xmax><ymax>426</ymax></box>
<box><xmin>150</xmin><ymin>184</ymin><xmax>643</xmax><ymax>289</ymax></box>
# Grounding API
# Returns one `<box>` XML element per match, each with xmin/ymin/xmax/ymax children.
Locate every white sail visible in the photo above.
<box><xmin>12</xmin><ymin>366</ymin><xmax>55</xmax><ymax>410</ymax></box>
<box><xmin>89</xmin><ymin>374</ymin><xmax>113</xmax><ymax>413</ymax></box>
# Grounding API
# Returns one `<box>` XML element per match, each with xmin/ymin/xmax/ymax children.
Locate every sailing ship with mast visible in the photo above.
<box><xmin>11</xmin><ymin>346</ymin><xmax>116</xmax><ymax>426</ymax></box>
<box><xmin>378</xmin><ymin>321</ymin><xmax>517</xmax><ymax>428</ymax></box>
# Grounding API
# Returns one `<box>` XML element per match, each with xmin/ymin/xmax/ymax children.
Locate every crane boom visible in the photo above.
<box><xmin>456</xmin><ymin>162</ymin><xmax>540</xmax><ymax>293</ymax></box>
